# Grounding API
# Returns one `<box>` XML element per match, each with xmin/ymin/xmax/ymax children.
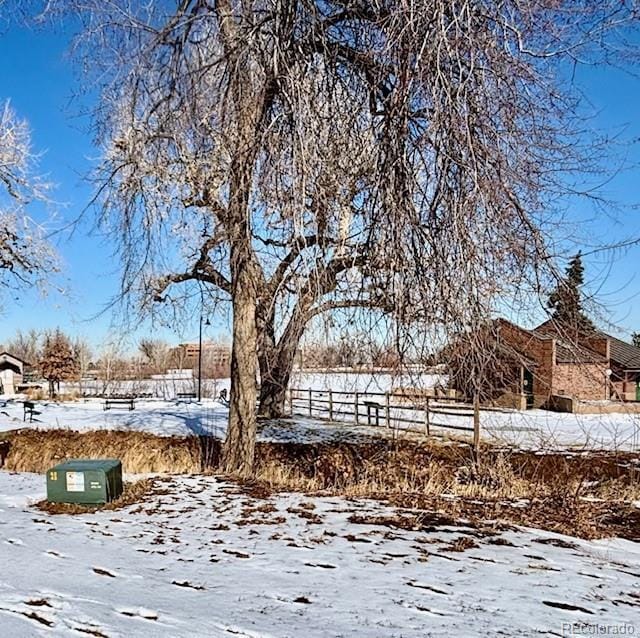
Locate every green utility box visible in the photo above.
<box><xmin>46</xmin><ymin>459</ymin><xmax>123</xmax><ymax>504</ymax></box>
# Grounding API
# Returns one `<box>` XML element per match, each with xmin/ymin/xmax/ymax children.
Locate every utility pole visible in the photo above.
<box><xmin>198</xmin><ymin>311</ymin><xmax>203</xmax><ymax>402</ymax></box>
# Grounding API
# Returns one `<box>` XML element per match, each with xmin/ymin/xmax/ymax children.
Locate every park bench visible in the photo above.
<box><xmin>176</xmin><ymin>392</ymin><xmax>196</xmax><ymax>399</ymax></box>
<box><xmin>23</xmin><ymin>401</ymin><xmax>42</xmax><ymax>422</ymax></box>
<box><xmin>363</xmin><ymin>400</ymin><xmax>381</xmax><ymax>427</ymax></box>
<box><xmin>103</xmin><ymin>398</ymin><xmax>135</xmax><ymax>411</ymax></box>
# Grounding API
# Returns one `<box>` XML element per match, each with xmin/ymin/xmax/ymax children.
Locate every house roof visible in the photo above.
<box><xmin>554</xmin><ymin>341</ymin><xmax>606</xmax><ymax>364</ymax></box>
<box><xmin>598</xmin><ymin>333</ymin><xmax>640</xmax><ymax>369</ymax></box>
<box><xmin>533</xmin><ymin>320</ymin><xmax>640</xmax><ymax>369</ymax></box>
<box><xmin>532</xmin><ymin>319</ymin><xmax>612</xmax><ymax>364</ymax></box>
<box><xmin>0</xmin><ymin>351</ymin><xmax>29</xmax><ymax>364</ymax></box>
<box><xmin>493</xmin><ymin>342</ymin><xmax>538</xmax><ymax>368</ymax></box>
<box><xmin>531</xmin><ymin>331</ymin><xmax>607</xmax><ymax>364</ymax></box>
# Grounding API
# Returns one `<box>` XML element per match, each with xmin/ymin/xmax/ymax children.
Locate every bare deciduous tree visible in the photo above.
<box><xmin>0</xmin><ymin>100</ymin><xmax>56</xmax><ymax>293</ymax></box>
<box><xmin>72</xmin><ymin>336</ymin><xmax>93</xmax><ymax>394</ymax></box>
<box><xmin>138</xmin><ymin>338</ymin><xmax>170</xmax><ymax>374</ymax></box>
<box><xmin>53</xmin><ymin>1</ymin><xmax>640</xmax><ymax>474</ymax></box>
<box><xmin>4</xmin><ymin>328</ymin><xmax>41</xmax><ymax>365</ymax></box>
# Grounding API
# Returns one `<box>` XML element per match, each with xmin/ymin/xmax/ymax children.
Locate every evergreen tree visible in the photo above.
<box><xmin>632</xmin><ymin>332</ymin><xmax>640</xmax><ymax>349</ymax></box>
<box><xmin>40</xmin><ymin>330</ymin><xmax>79</xmax><ymax>398</ymax></box>
<box><xmin>547</xmin><ymin>252</ymin><xmax>594</xmax><ymax>333</ymax></box>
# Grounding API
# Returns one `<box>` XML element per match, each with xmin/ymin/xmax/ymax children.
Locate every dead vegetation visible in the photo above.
<box><xmin>3</xmin><ymin>428</ymin><xmax>639</xmax><ymax>539</ymax></box>
<box><xmin>237</xmin><ymin>441</ymin><xmax>640</xmax><ymax>540</ymax></box>
<box><xmin>3</xmin><ymin>429</ymin><xmax>201</xmax><ymax>474</ymax></box>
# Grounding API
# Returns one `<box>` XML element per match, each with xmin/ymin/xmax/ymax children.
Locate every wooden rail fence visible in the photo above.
<box><xmin>288</xmin><ymin>388</ymin><xmax>476</xmax><ymax>437</ymax></box>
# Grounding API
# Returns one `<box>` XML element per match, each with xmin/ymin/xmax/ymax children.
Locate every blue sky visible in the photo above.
<box><xmin>1</xmin><ymin>18</ymin><xmax>640</xmax><ymax>352</ymax></box>
<box><xmin>0</xmin><ymin>20</ymin><xmax>229</xmax><ymax>351</ymax></box>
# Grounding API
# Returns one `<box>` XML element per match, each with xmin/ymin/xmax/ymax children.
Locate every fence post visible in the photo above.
<box><xmin>329</xmin><ymin>389</ymin><xmax>333</xmax><ymax>421</ymax></box>
<box><xmin>473</xmin><ymin>393</ymin><xmax>481</xmax><ymax>455</ymax></box>
<box><xmin>424</xmin><ymin>397</ymin><xmax>430</xmax><ymax>436</ymax></box>
<box><xmin>288</xmin><ymin>388</ymin><xmax>293</xmax><ymax>415</ymax></box>
<box><xmin>308</xmin><ymin>388</ymin><xmax>313</xmax><ymax>417</ymax></box>
<box><xmin>355</xmin><ymin>392</ymin><xmax>360</xmax><ymax>425</ymax></box>
<box><xmin>385</xmin><ymin>392</ymin><xmax>390</xmax><ymax>428</ymax></box>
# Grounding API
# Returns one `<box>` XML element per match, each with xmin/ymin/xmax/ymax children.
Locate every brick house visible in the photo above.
<box><xmin>177</xmin><ymin>342</ymin><xmax>231</xmax><ymax>367</ymax></box>
<box><xmin>535</xmin><ymin>320</ymin><xmax>640</xmax><ymax>403</ymax></box>
<box><xmin>487</xmin><ymin>319</ymin><xmax>609</xmax><ymax>408</ymax></box>
<box><xmin>480</xmin><ymin>319</ymin><xmax>640</xmax><ymax>409</ymax></box>
<box><xmin>606</xmin><ymin>336</ymin><xmax>640</xmax><ymax>401</ymax></box>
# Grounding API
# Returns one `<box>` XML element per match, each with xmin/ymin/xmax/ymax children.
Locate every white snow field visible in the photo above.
<box><xmin>59</xmin><ymin>370</ymin><xmax>443</xmax><ymax>401</ymax></box>
<box><xmin>2</xmin><ymin>394</ymin><xmax>640</xmax><ymax>451</ymax></box>
<box><xmin>444</xmin><ymin>408</ymin><xmax>640</xmax><ymax>452</ymax></box>
<box><xmin>1</xmin><ymin>471</ymin><xmax>639</xmax><ymax>637</ymax></box>
<box><xmin>0</xmin><ymin>398</ymin><xmax>382</xmax><ymax>445</ymax></box>
<box><xmin>289</xmin><ymin>369</ymin><xmax>445</xmax><ymax>393</ymax></box>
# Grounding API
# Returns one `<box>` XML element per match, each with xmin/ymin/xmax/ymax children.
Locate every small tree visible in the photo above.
<box><xmin>547</xmin><ymin>253</ymin><xmax>594</xmax><ymax>335</ymax></box>
<box><xmin>40</xmin><ymin>330</ymin><xmax>78</xmax><ymax>398</ymax></box>
<box><xmin>96</xmin><ymin>342</ymin><xmax>127</xmax><ymax>395</ymax></box>
<box><xmin>632</xmin><ymin>332</ymin><xmax>640</xmax><ymax>349</ymax></box>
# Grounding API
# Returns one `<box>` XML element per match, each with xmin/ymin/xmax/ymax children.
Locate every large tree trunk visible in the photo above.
<box><xmin>222</xmin><ymin>257</ymin><xmax>258</xmax><ymax>476</ymax></box>
<box><xmin>257</xmin><ymin>306</ymin><xmax>308</xmax><ymax>419</ymax></box>
<box><xmin>258</xmin><ymin>363</ymin><xmax>293</xmax><ymax>419</ymax></box>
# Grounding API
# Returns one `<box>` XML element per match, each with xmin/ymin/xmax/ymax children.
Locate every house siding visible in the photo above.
<box><xmin>496</xmin><ymin>320</ymin><xmax>554</xmax><ymax>404</ymax></box>
<box><xmin>496</xmin><ymin>319</ymin><xmax>610</xmax><ymax>405</ymax></box>
<box><xmin>552</xmin><ymin>363</ymin><xmax>607</xmax><ymax>400</ymax></box>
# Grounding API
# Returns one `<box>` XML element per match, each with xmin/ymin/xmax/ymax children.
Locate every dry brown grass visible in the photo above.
<box><xmin>244</xmin><ymin>441</ymin><xmax>640</xmax><ymax>540</ymax></box>
<box><xmin>2</xmin><ymin>427</ymin><xmax>640</xmax><ymax>539</ymax></box>
<box><xmin>251</xmin><ymin>441</ymin><xmax>640</xmax><ymax>501</ymax></box>
<box><xmin>23</xmin><ymin>388</ymin><xmax>47</xmax><ymax>400</ymax></box>
<box><xmin>3</xmin><ymin>429</ymin><xmax>202</xmax><ymax>474</ymax></box>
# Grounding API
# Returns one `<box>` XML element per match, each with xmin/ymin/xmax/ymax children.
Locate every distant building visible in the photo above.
<box><xmin>492</xmin><ymin>319</ymin><xmax>610</xmax><ymax>408</ymax></box>
<box><xmin>177</xmin><ymin>342</ymin><xmax>230</xmax><ymax>367</ymax></box>
<box><xmin>0</xmin><ymin>352</ymin><xmax>27</xmax><ymax>396</ymax></box>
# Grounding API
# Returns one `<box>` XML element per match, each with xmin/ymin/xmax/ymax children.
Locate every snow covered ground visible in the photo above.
<box><xmin>0</xmin><ymin>398</ymin><xmax>383</xmax><ymax>444</ymax></box>
<box><xmin>0</xmin><ymin>398</ymin><xmax>229</xmax><ymax>438</ymax></box>
<box><xmin>60</xmin><ymin>370</ymin><xmax>444</xmax><ymax>400</ymax></box>
<box><xmin>1</xmin><ymin>395</ymin><xmax>640</xmax><ymax>451</ymax></box>
<box><xmin>289</xmin><ymin>369</ymin><xmax>445</xmax><ymax>393</ymax></box>
<box><xmin>445</xmin><ymin>408</ymin><xmax>640</xmax><ymax>452</ymax></box>
<box><xmin>1</xmin><ymin>471</ymin><xmax>638</xmax><ymax>637</ymax></box>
